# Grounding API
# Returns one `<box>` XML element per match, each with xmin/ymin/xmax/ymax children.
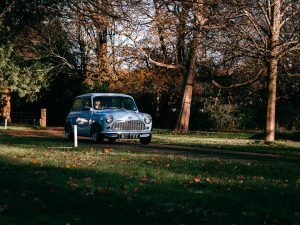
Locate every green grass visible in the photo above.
<box><xmin>151</xmin><ymin>130</ymin><xmax>300</xmax><ymax>157</ymax></box>
<box><xmin>0</xmin><ymin>128</ymin><xmax>300</xmax><ymax>225</ymax></box>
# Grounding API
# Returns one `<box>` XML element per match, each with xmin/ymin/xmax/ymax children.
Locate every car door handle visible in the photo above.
<box><xmin>76</xmin><ymin>118</ymin><xmax>84</xmax><ymax>124</ymax></box>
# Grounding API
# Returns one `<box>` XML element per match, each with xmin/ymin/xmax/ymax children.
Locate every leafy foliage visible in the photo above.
<box><xmin>0</xmin><ymin>43</ymin><xmax>51</xmax><ymax>101</ymax></box>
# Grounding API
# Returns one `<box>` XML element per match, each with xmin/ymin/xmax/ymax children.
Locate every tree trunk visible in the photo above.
<box><xmin>265</xmin><ymin>57</ymin><xmax>278</xmax><ymax>142</ymax></box>
<box><xmin>265</xmin><ymin>0</ymin><xmax>281</xmax><ymax>142</ymax></box>
<box><xmin>175</xmin><ymin>32</ymin><xmax>202</xmax><ymax>133</ymax></box>
<box><xmin>2</xmin><ymin>88</ymin><xmax>11</xmax><ymax>123</ymax></box>
<box><xmin>174</xmin><ymin>0</ymin><xmax>205</xmax><ymax>134</ymax></box>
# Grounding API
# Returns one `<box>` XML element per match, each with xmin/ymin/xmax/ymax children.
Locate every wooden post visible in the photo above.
<box><xmin>41</xmin><ymin>108</ymin><xmax>47</xmax><ymax>127</ymax></box>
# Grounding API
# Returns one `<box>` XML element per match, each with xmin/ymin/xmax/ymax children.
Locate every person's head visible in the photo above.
<box><xmin>94</xmin><ymin>100</ymin><xmax>102</xmax><ymax>109</ymax></box>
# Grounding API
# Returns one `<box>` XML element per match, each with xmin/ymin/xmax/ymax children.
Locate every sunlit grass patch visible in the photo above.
<box><xmin>152</xmin><ymin>132</ymin><xmax>300</xmax><ymax>157</ymax></box>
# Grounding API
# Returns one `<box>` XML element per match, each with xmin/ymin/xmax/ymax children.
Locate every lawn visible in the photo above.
<box><xmin>0</xmin><ymin>127</ymin><xmax>299</xmax><ymax>225</ymax></box>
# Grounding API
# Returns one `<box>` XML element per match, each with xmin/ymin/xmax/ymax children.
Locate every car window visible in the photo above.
<box><xmin>123</xmin><ymin>98</ymin><xmax>137</xmax><ymax>110</ymax></box>
<box><xmin>93</xmin><ymin>96</ymin><xmax>137</xmax><ymax>111</ymax></box>
<box><xmin>82</xmin><ymin>97</ymin><xmax>92</xmax><ymax>111</ymax></box>
<box><xmin>71</xmin><ymin>97</ymin><xmax>82</xmax><ymax>112</ymax></box>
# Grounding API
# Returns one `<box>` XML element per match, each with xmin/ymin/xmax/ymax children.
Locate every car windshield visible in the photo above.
<box><xmin>93</xmin><ymin>96</ymin><xmax>137</xmax><ymax>111</ymax></box>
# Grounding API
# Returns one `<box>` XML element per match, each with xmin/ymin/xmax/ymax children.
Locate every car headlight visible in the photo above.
<box><xmin>105</xmin><ymin>115</ymin><xmax>114</xmax><ymax>123</ymax></box>
<box><xmin>144</xmin><ymin>115</ymin><xmax>152</xmax><ymax>124</ymax></box>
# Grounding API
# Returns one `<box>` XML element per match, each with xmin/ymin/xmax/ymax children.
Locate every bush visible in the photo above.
<box><xmin>203</xmin><ymin>104</ymin><xmax>256</xmax><ymax>131</ymax></box>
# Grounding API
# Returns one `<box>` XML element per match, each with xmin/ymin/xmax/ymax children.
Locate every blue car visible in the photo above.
<box><xmin>64</xmin><ymin>93</ymin><xmax>152</xmax><ymax>144</ymax></box>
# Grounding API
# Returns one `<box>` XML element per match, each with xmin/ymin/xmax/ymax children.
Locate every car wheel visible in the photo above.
<box><xmin>65</xmin><ymin>124</ymin><xmax>73</xmax><ymax>141</ymax></box>
<box><xmin>140</xmin><ymin>135</ymin><xmax>152</xmax><ymax>145</ymax></box>
<box><xmin>91</xmin><ymin>125</ymin><xmax>103</xmax><ymax>143</ymax></box>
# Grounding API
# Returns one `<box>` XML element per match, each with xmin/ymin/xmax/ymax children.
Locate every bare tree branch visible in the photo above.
<box><xmin>128</xmin><ymin>36</ymin><xmax>183</xmax><ymax>69</ymax></box>
<box><xmin>0</xmin><ymin>2</ymin><xmax>14</xmax><ymax>18</ymax></box>
<box><xmin>258</xmin><ymin>1</ymin><xmax>271</xmax><ymax>29</ymax></box>
<box><xmin>211</xmin><ymin>69</ymin><xmax>265</xmax><ymax>89</ymax></box>
<box><xmin>242</xmin><ymin>9</ymin><xmax>268</xmax><ymax>47</ymax></box>
<box><xmin>287</xmin><ymin>73</ymin><xmax>300</xmax><ymax>78</ymax></box>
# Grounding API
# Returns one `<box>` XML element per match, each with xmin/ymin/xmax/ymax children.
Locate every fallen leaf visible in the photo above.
<box><xmin>88</xmin><ymin>162</ymin><xmax>95</xmax><ymax>166</ymax></box>
<box><xmin>206</xmin><ymin>178</ymin><xmax>212</xmax><ymax>183</ymax></box>
<box><xmin>237</xmin><ymin>175</ymin><xmax>245</xmax><ymax>181</ymax></box>
<box><xmin>31</xmin><ymin>159</ymin><xmax>38</xmax><ymax>164</ymax></box>
<box><xmin>103</xmin><ymin>148</ymin><xmax>112</xmax><ymax>153</ymax></box>
<box><xmin>151</xmin><ymin>156</ymin><xmax>158</xmax><ymax>161</ymax></box>
<box><xmin>194</xmin><ymin>178</ymin><xmax>201</xmax><ymax>183</ymax></box>
<box><xmin>65</xmin><ymin>164</ymin><xmax>77</xmax><ymax>169</ymax></box>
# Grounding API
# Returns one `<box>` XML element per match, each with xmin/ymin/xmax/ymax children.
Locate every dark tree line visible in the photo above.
<box><xmin>0</xmin><ymin>0</ymin><xmax>299</xmax><ymax>141</ymax></box>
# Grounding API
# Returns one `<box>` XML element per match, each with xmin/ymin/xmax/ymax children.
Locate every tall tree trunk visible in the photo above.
<box><xmin>265</xmin><ymin>57</ymin><xmax>278</xmax><ymax>141</ymax></box>
<box><xmin>265</xmin><ymin>0</ymin><xmax>281</xmax><ymax>142</ymax></box>
<box><xmin>174</xmin><ymin>0</ymin><xmax>206</xmax><ymax>133</ymax></box>
<box><xmin>175</xmin><ymin>31</ymin><xmax>202</xmax><ymax>133</ymax></box>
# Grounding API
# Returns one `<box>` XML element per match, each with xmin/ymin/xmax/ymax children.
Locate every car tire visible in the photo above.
<box><xmin>65</xmin><ymin>124</ymin><xmax>73</xmax><ymax>141</ymax></box>
<box><xmin>140</xmin><ymin>135</ymin><xmax>152</xmax><ymax>145</ymax></box>
<box><xmin>91</xmin><ymin>125</ymin><xmax>103</xmax><ymax>143</ymax></box>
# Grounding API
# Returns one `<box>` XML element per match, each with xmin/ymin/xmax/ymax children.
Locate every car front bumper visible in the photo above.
<box><xmin>102</xmin><ymin>131</ymin><xmax>152</xmax><ymax>139</ymax></box>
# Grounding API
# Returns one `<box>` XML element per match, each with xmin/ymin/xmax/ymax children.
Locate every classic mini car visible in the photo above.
<box><xmin>64</xmin><ymin>93</ymin><xmax>152</xmax><ymax>144</ymax></box>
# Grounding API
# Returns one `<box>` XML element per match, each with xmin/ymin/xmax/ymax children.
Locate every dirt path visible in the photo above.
<box><xmin>5</xmin><ymin>127</ymin><xmax>65</xmax><ymax>138</ymax></box>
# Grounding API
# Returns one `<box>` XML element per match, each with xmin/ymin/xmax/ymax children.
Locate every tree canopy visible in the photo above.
<box><xmin>0</xmin><ymin>0</ymin><xmax>299</xmax><ymax>140</ymax></box>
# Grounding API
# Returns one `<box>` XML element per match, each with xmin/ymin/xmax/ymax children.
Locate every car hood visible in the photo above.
<box><xmin>95</xmin><ymin>109</ymin><xmax>148</xmax><ymax>121</ymax></box>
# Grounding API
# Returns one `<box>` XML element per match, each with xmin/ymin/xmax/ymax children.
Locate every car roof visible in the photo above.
<box><xmin>76</xmin><ymin>93</ymin><xmax>133</xmax><ymax>98</ymax></box>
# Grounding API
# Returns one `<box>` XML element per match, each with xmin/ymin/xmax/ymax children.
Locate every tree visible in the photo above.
<box><xmin>119</xmin><ymin>0</ymin><xmax>211</xmax><ymax>133</ymax></box>
<box><xmin>63</xmin><ymin>0</ymin><xmax>125</xmax><ymax>92</ymax></box>
<box><xmin>0</xmin><ymin>0</ymin><xmax>72</xmax><ymax>121</ymax></box>
<box><xmin>212</xmin><ymin>0</ymin><xmax>300</xmax><ymax>141</ymax></box>
<box><xmin>0</xmin><ymin>43</ymin><xmax>51</xmax><ymax>121</ymax></box>
<box><xmin>174</xmin><ymin>0</ymin><xmax>208</xmax><ymax>133</ymax></box>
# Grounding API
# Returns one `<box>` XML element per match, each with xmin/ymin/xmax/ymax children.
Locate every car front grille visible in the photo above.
<box><xmin>111</xmin><ymin>120</ymin><xmax>146</xmax><ymax>131</ymax></box>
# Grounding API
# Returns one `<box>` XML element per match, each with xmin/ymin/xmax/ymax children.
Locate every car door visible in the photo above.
<box><xmin>77</xmin><ymin>96</ymin><xmax>92</xmax><ymax>136</ymax></box>
<box><xmin>68</xmin><ymin>96</ymin><xmax>82</xmax><ymax>131</ymax></box>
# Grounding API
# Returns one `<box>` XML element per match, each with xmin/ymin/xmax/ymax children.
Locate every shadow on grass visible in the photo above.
<box><xmin>0</xmin><ymin>156</ymin><xmax>299</xmax><ymax>225</ymax></box>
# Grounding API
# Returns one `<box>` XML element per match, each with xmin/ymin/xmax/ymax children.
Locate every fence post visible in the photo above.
<box><xmin>74</xmin><ymin>125</ymin><xmax>78</xmax><ymax>147</ymax></box>
<box><xmin>4</xmin><ymin>119</ymin><xmax>7</xmax><ymax>130</ymax></box>
<box><xmin>40</xmin><ymin>108</ymin><xmax>47</xmax><ymax>127</ymax></box>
